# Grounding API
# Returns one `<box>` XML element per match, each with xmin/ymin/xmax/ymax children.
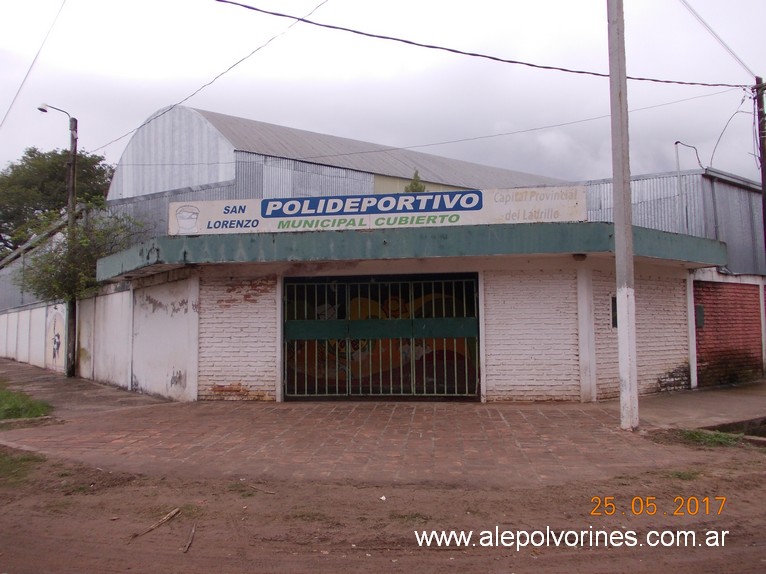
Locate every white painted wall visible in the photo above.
<box><xmin>28</xmin><ymin>306</ymin><xmax>46</xmax><ymax>368</ymax></box>
<box><xmin>15</xmin><ymin>309</ymin><xmax>30</xmax><ymax>364</ymax></box>
<box><xmin>44</xmin><ymin>304</ymin><xmax>66</xmax><ymax>373</ymax></box>
<box><xmin>0</xmin><ymin>312</ymin><xmax>7</xmax><ymax>357</ymax></box>
<box><xmin>78</xmin><ymin>298</ymin><xmax>96</xmax><ymax>379</ymax></box>
<box><xmin>594</xmin><ymin>265</ymin><xmax>689</xmax><ymax>398</ymax></box>
<box><xmin>0</xmin><ymin>303</ymin><xmax>66</xmax><ymax>372</ymax></box>
<box><xmin>92</xmin><ymin>291</ymin><xmax>132</xmax><ymax>388</ymax></box>
<box><xmin>131</xmin><ymin>276</ymin><xmax>199</xmax><ymax>401</ymax></box>
<box><xmin>483</xmin><ymin>267</ymin><xmax>580</xmax><ymax>400</ymax></box>
<box><xmin>5</xmin><ymin>312</ymin><xmax>18</xmax><ymax>361</ymax></box>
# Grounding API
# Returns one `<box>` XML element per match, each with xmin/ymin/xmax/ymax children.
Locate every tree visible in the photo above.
<box><xmin>404</xmin><ymin>169</ymin><xmax>426</xmax><ymax>193</ymax></box>
<box><xmin>0</xmin><ymin>147</ymin><xmax>113</xmax><ymax>255</ymax></box>
<box><xmin>14</xmin><ymin>210</ymin><xmax>141</xmax><ymax>303</ymax></box>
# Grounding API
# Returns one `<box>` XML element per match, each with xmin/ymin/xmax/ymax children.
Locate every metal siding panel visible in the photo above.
<box><xmin>0</xmin><ymin>257</ymin><xmax>45</xmax><ymax>312</ymax></box>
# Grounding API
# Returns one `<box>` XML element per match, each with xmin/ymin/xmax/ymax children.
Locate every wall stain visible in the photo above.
<box><xmin>170</xmin><ymin>369</ymin><xmax>186</xmax><ymax>388</ymax></box>
<box><xmin>170</xmin><ymin>298</ymin><xmax>188</xmax><ymax>316</ymax></box>
<box><xmin>209</xmin><ymin>383</ymin><xmax>269</xmax><ymax>401</ymax></box>
<box><xmin>142</xmin><ymin>294</ymin><xmax>168</xmax><ymax>314</ymax></box>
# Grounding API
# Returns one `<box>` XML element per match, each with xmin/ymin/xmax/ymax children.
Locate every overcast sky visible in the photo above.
<box><xmin>1</xmin><ymin>0</ymin><xmax>764</xmax><ymax>184</ymax></box>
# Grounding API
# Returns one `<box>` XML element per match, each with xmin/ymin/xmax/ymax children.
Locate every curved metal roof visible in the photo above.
<box><xmin>193</xmin><ymin>107</ymin><xmax>562</xmax><ymax>189</ymax></box>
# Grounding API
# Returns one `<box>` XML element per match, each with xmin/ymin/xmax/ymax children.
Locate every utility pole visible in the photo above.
<box><xmin>38</xmin><ymin>103</ymin><xmax>78</xmax><ymax>377</ymax></box>
<box><xmin>65</xmin><ymin>115</ymin><xmax>78</xmax><ymax>378</ymax></box>
<box><xmin>606</xmin><ymin>0</ymin><xmax>639</xmax><ymax>430</ymax></box>
<box><xmin>756</xmin><ymin>76</ymin><xmax>766</xmax><ymax>268</ymax></box>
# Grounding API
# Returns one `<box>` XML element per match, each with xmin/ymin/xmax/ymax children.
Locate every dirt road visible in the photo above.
<box><xmin>1</xmin><ymin>432</ymin><xmax>763</xmax><ymax>574</ymax></box>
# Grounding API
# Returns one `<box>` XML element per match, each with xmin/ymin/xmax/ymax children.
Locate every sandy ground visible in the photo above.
<box><xmin>0</xmin><ymin>431</ymin><xmax>764</xmax><ymax>574</ymax></box>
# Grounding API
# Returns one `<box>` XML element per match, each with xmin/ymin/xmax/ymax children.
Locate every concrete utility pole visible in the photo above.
<box><xmin>756</xmin><ymin>76</ymin><xmax>766</xmax><ymax>267</ymax></box>
<box><xmin>38</xmin><ymin>104</ymin><xmax>78</xmax><ymax>377</ymax></box>
<box><xmin>606</xmin><ymin>0</ymin><xmax>639</xmax><ymax>430</ymax></box>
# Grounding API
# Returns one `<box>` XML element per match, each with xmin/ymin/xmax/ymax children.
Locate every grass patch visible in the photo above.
<box><xmin>665</xmin><ymin>469</ymin><xmax>702</xmax><ymax>481</ymax></box>
<box><xmin>180</xmin><ymin>503</ymin><xmax>205</xmax><ymax>519</ymax></box>
<box><xmin>0</xmin><ymin>384</ymin><xmax>52</xmax><ymax>420</ymax></box>
<box><xmin>0</xmin><ymin>449</ymin><xmax>46</xmax><ymax>486</ymax></box>
<box><xmin>389</xmin><ymin>511</ymin><xmax>431</xmax><ymax>524</ymax></box>
<box><xmin>679</xmin><ymin>429</ymin><xmax>742</xmax><ymax>447</ymax></box>
<box><xmin>227</xmin><ymin>482</ymin><xmax>256</xmax><ymax>497</ymax></box>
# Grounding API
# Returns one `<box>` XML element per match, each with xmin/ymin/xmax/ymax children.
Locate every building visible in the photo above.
<box><xmin>1</xmin><ymin>105</ymin><xmax>763</xmax><ymax>401</ymax></box>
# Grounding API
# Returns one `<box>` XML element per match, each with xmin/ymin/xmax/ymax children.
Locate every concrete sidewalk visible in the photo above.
<box><xmin>1</xmin><ymin>358</ymin><xmax>764</xmax><ymax>487</ymax></box>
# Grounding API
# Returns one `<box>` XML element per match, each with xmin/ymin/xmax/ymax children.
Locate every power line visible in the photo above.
<box><xmin>114</xmin><ymin>88</ymin><xmax>740</xmax><ymax>168</ymax></box>
<box><xmin>216</xmin><ymin>0</ymin><xmax>751</xmax><ymax>90</ymax></box>
<box><xmin>0</xmin><ymin>0</ymin><xmax>67</xmax><ymax>133</ymax></box>
<box><xmin>91</xmin><ymin>0</ymin><xmax>330</xmax><ymax>154</ymax></box>
<box><xmin>679</xmin><ymin>0</ymin><xmax>755</xmax><ymax>78</ymax></box>
<box><xmin>298</xmin><ymin>89</ymin><xmax>742</xmax><ymax>162</ymax></box>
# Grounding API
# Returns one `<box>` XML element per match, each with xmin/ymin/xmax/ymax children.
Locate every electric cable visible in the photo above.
<box><xmin>0</xmin><ymin>0</ymin><xmax>67</xmax><ymax>134</ymax></box>
<box><xmin>678</xmin><ymin>0</ymin><xmax>755</xmax><ymax>79</ymax></box>
<box><xmin>709</xmin><ymin>95</ymin><xmax>750</xmax><ymax>166</ymax></box>
<box><xmin>216</xmin><ymin>0</ymin><xmax>751</xmax><ymax>90</ymax></box>
<box><xmin>91</xmin><ymin>0</ymin><xmax>330</xmax><ymax>154</ymax></box>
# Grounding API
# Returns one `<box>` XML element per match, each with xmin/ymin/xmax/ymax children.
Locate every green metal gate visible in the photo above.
<box><xmin>283</xmin><ymin>274</ymin><xmax>479</xmax><ymax>398</ymax></box>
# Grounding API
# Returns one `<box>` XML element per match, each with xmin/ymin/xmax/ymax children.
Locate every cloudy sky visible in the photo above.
<box><xmin>1</xmin><ymin>0</ymin><xmax>764</xmax><ymax>184</ymax></box>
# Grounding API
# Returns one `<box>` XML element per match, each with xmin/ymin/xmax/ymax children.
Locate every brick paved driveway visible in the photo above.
<box><xmin>2</xmin><ymin>359</ymin><xmax>762</xmax><ymax>487</ymax></box>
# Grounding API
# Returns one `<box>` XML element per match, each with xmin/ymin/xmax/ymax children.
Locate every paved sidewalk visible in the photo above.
<box><xmin>1</xmin><ymin>358</ymin><xmax>764</xmax><ymax>487</ymax></box>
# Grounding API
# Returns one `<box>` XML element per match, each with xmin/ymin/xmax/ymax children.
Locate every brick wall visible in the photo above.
<box><xmin>594</xmin><ymin>270</ymin><xmax>689</xmax><ymax>399</ymax></box>
<box><xmin>483</xmin><ymin>269</ymin><xmax>580</xmax><ymax>400</ymax></box>
<box><xmin>198</xmin><ymin>273</ymin><xmax>278</xmax><ymax>400</ymax></box>
<box><xmin>694</xmin><ymin>281</ymin><xmax>762</xmax><ymax>386</ymax></box>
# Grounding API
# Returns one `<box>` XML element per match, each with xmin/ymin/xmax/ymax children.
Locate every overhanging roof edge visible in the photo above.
<box><xmin>96</xmin><ymin>223</ymin><xmax>728</xmax><ymax>282</ymax></box>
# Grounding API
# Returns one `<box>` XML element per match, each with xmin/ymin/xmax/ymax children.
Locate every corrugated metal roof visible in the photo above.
<box><xmin>192</xmin><ymin>108</ymin><xmax>562</xmax><ymax>189</ymax></box>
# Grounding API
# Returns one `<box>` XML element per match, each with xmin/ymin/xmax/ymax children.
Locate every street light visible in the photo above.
<box><xmin>38</xmin><ymin>103</ymin><xmax>78</xmax><ymax>378</ymax></box>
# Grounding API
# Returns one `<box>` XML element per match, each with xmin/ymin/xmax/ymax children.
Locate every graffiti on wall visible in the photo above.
<box><xmin>45</xmin><ymin>305</ymin><xmax>65</xmax><ymax>371</ymax></box>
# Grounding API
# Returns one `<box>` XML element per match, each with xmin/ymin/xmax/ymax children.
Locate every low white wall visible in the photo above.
<box><xmin>0</xmin><ymin>303</ymin><xmax>67</xmax><ymax>373</ymax></box>
<box><xmin>131</xmin><ymin>276</ymin><xmax>199</xmax><ymax>401</ymax></box>
<box><xmin>77</xmin><ymin>290</ymin><xmax>133</xmax><ymax>389</ymax></box>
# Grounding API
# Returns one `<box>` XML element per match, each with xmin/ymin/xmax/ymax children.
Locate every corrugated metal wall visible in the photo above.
<box><xmin>1</xmin><ymin>164</ymin><xmax>762</xmax><ymax>313</ymax></box>
<box><xmin>0</xmin><ymin>257</ymin><xmax>45</xmax><ymax>311</ymax></box>
<box><xmin>235</xmin><ymin>152</ymin><xmax>375</xmax><ymax>198</ymax></box>
<box><xmin>108</xmin><ymin>152</ymin><xmax>375</xmax><ymax>242</ymax></box>
<box><xmin>585</xmin><ymin>171</ymin><xmax>763</xmax><ymax>275</ymax></box>
<box><xmin>586</xmin><ymin>172</ymin><xmax>710</xmax><ymax>237</ymax></box>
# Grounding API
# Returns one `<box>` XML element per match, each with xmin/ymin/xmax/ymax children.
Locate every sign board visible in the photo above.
<box><xmin>168</xmin><ymin>187</ymin><xmax>586</xmax><ymax>236</ymax></box>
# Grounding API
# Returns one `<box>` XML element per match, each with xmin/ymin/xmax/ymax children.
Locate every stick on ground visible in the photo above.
<box><xmin>129</xmin><ymin>507</ymin><xmax>181</xmax><ymax>541</ymax></box>
<box><xmin>183</xmin><ymin>521</ymin><xmax>197</xmax><ymax>553</ymax></box>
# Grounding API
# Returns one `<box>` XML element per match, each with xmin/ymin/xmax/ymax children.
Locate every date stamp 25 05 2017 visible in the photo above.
<box><xmin>590</xmin><ymin>495</ymin><xmax>727</xmax><ymax>517</ymax></box>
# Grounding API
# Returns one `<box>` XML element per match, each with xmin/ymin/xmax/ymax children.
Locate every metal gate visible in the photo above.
<box><xmin>283</xmin><ymin>274</ymin><xmax>479</xmax><ymax>398</ymax></box>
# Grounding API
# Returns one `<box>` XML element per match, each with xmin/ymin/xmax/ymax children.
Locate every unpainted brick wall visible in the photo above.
<box><xmin>198</xmin><ymin>274</ymin><xmax>278</xmax><ymax>400</ymax></box>
<box><xmin>694</xmin><ymin>281</ymin><xmax>763</xmax><ymax>386</ymax></box>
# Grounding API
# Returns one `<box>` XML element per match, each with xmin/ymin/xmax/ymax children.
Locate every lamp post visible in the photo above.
<box><xmin>37</xmin><ymin>103</ymin><xmax>78</xmax><ymax>377</ymax></box>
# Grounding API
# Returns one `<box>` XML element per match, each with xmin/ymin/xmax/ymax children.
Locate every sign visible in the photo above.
<box><xmin>168</xmin><ymin>187</ymin><xmax>586</xmax><ymax>235</ymax></box>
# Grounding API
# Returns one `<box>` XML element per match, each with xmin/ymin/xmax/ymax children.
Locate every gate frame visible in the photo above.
<box><xmin>282</xmin><ymin>272</ymin><xmax>481</xmax><ymax>400</ymax></box>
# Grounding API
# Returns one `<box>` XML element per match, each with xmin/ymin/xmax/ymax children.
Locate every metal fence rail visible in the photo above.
<box><xmin>283</xmin><ymin>274</ymin><xmax>479</xmax><ymax>398</ymax></box>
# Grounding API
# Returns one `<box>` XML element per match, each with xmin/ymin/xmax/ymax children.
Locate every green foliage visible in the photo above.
<box><xmin>404</xmin><ymin>169</ymin><xmax>426</xmax><ymax>193</ymax></box>
<box><xmin>678</xmin><ymin>429</ymin><xmax>742</xmax><ymax>447</ymax></box>
<box><xmin>0</xmin><ymin>449</ymin><xmax>46</xmax><ymax>486</ymax></box>
<box><xmin>0</xmin><ymin>147</ymin><xmax>113</xmax><ymax>254</ymax></box>
<box><xmin>14</xmin><ymin>209</ymin><xmax>142</xmax><ymax>303</ymax></box>
<box><xmin>0</xmin><ymin>383</ymin><xmax>52</xmax><ymax>420</ymax></box>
